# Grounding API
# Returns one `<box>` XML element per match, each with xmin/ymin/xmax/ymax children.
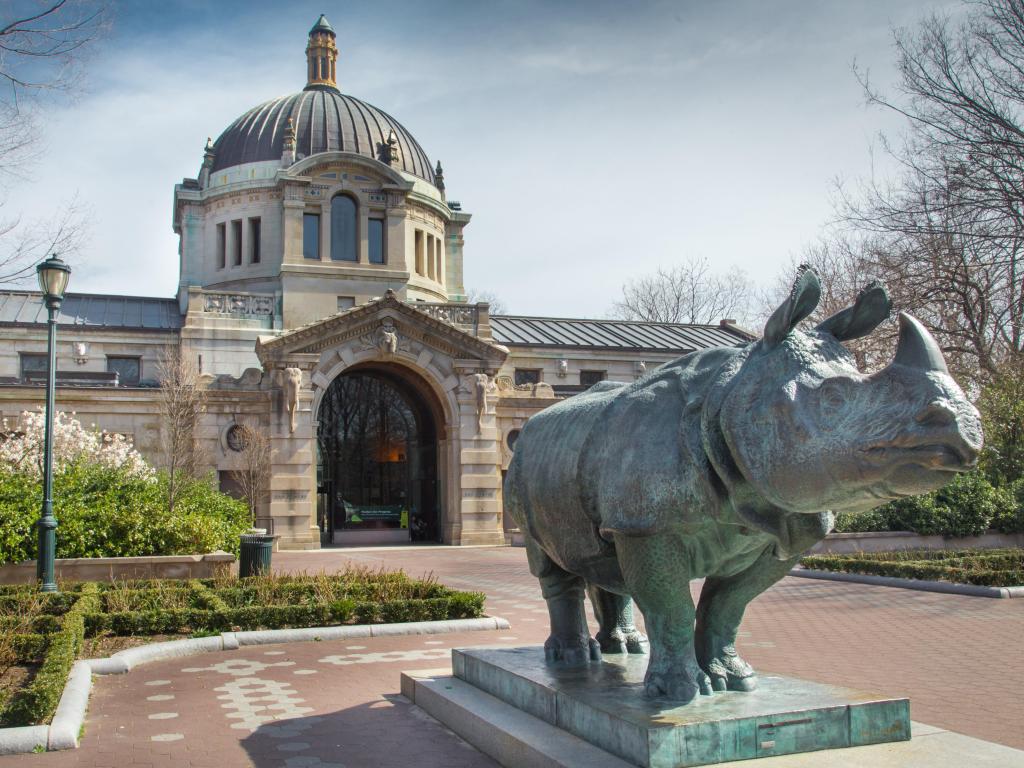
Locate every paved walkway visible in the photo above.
<box><xmin>1</xmin><ymin>545</ymin><xmax>1021</xmax><ymax>767</ymax></box>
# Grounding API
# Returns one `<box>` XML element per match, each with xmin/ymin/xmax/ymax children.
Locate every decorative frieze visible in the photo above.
<box><xmin>203</xmin><ymin>293</ymin><xmax>275</xmax><ymax>316</ymax></box>
<box><xmin>418</xmin><ymin>303</ymin><xmax>479</xmax><ymax>330</ymax></box>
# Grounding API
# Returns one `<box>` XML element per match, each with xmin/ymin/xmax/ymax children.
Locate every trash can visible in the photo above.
<box><xmin>239</xmin><ymin>532</ymin><xmax>274</xmax><ymax>577</ymax></box>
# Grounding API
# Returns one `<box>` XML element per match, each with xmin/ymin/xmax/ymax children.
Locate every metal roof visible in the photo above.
<box><xmin>211</xmin><ymin>89</ymin><xmax>435</xmax><ymax>183</ymax></box>
<box><xmin>489</xmin><ymin>315</ymin><xmax>750</xmax><ymax>352</ymax></box>
<box><xmin>0</xmin><ymin>292</ymin><xmax>182</xmax><ymax>332</ymax></box>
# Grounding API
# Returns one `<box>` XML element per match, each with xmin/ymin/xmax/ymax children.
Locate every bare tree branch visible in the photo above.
<box><xmin>612</xmin><ymin>256</ymin><xmax>752</xmax><ymax>326</ymax></box>
<box><xmin>231</xmin><ymin>425</ymin><xmax>271</xmax><ymax>527</ymax></box>
<box><xmin>157</xmin><ymin>347</ymin><xmax>206</xmax><ymax>515</ymax></box>
<box><xmin>835</xmin><ymin>0</ymin><xmax>1024</xmax><ymax>387</ymax></box>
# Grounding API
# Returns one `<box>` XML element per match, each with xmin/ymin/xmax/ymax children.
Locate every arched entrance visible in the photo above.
<box><xmin>316</xmin><ymin>366</ymin><xmax>440</xmax><ymax>545</ymax></box>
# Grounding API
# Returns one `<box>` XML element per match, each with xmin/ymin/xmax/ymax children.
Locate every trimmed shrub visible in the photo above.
<box><xmin>802</xmin><ymin>549</ymin><xmax>1024</xmax><ymax>587</ymax></box>
<box><xmin>1</xmin><ymin>583</ymin><xmax>99</xmax><ymax>726</ymax></box>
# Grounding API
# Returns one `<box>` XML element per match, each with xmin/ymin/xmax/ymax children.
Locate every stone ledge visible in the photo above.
<box><xmin>0</xmin><ymin>552</ymin><xmax>235</xmax><ymax>585</ymax></box>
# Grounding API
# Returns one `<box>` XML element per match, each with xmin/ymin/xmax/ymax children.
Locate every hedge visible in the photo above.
<box><xmin>1</xmin><ymin>583</ymin><xmax>100</xmax><ymax>727</ymax></box>
<box><xmin>802</xmin><ymin>550</ymin><xmax>1024</xmax><ymax>588</ymax></box>
<box><xmin>83</xmin><ymin>592</ymin><xmax>485</xmax><ymax>636</ymax></box>
<box><xmin>0</xmin><ymin>573</ymin><xmax>486</xmax><ymax>727</ymax></box>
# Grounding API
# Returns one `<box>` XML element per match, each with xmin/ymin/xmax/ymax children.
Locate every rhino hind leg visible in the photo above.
<box><xmin>695</xmin><ymin>547</ymin><xmax>801</xmax><ymax>693</ymax></box>
<box><xmin>587</xmin><ymin>585</ymin><xmax>648</xmax><ymax>655</ymax></box>
<box><xmin>524</xmin><ymin>535</ymin><xmax>600</xmax><ymax>667</ymax></box>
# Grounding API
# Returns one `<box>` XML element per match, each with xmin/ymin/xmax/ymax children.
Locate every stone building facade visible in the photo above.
<box><xmin>0</xmin><ymin>16</ymin><xmax>751</xmax><ymax>549</ymax></box>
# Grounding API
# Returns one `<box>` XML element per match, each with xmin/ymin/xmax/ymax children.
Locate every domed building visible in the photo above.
<box><xmin>0</xmin><ymin>18</ymin><xmax>751</xmax><ymax>549</ymax></box>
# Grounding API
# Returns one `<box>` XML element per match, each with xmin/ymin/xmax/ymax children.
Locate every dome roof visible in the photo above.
<box><xmin>211</xmin><ymin>88</ymin><xmax>435</xmax><ymax>184</ymax></box>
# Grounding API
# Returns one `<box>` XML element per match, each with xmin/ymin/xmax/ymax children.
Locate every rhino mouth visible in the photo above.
<box><xmin>859</xmin><ymin>442</ymin><xmax>975</xmax><ymax>472</ymax></box>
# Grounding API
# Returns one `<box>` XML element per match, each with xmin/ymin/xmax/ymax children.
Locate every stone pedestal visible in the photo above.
<box><xmin>427</xmin><ymin>646</ymin><xmax>910</xmax><ymax>767</ymax></box>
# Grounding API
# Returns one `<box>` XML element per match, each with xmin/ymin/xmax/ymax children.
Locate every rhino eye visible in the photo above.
<box><xmin>818</xmin><ymin>380</ymin><xmax>848</xmax><ymax>422</ymax></box>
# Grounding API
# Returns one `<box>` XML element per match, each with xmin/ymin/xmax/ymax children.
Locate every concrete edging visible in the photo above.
<box><xmin>791</xmin><ymin>567</ymin><xmax>1024</xmax><ymax>598</ymax></box>
<box><xmin>0</xmin><ymin>615</ymin><xmax>510</xmax><ymax>755</ymax></box>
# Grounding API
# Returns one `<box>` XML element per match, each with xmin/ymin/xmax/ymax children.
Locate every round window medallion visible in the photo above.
<box><xmin>226</xmin><ymin>424</ymin><xmax>246</xmax><ymax>452</ymax></box>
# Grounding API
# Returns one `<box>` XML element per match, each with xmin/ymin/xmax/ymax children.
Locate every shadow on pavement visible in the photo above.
<box><xmin>239</xmin><ymin>694</ymin><xmax>500</xmax><ymax>768</ymax></box>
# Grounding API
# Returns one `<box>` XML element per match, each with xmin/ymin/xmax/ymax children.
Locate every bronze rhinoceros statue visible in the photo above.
<box><xmin>504</xmin><ymin>267</ymin><xmax>982</xmax><ymax>703</ymax></box>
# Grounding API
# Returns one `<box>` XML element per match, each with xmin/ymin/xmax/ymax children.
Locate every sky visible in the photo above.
<box><xmin>5</xmin><ymin>0</ymin><xmax>961</xmax><ymax>319</ymax></box>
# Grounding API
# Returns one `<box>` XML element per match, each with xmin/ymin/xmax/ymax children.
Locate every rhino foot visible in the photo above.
<box><xmin>596</xmin><ymin>629</ymin><xmax>649</xmax><ymax>655</ymax></box>
<box><xmin>643</xmin><ymin>659</ymin><xmax>713</xmax><ymax>702</ymax></box>
<box><xmin>544</xmin><ymin>636</ymin><xmax>601</xmax><ymax>667</ymax></box>
<box><xmin>701</xmin><ymin>645</ymin><xmax>758</xmax><ymax>692</ymax></box>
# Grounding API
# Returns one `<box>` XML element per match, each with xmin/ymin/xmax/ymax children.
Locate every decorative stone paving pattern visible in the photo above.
<box><xmin>181</xmin><ymin>657</ymin><xmax>296</xmax><ymax>677</ymax></box>
<box><xmin>318</xmin><ymin>648</ymin><xmax>450</xmax><ymax>666</ymax></box>
<box><xmin>215</xmin><ymin>676</ymin><xmax>314</xmax><ymax>731</ymax></box>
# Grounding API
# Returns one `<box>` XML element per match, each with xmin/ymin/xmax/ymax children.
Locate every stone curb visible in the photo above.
<box><xmin>790</xmin><ymin>568</ymin><xmax>1024</xmax><ymax>598</ymax></box>
<box><xmin>0</xmin><ymin>615</ymin><xmax>510</xmax><ymax>755</ymax></box>
<box><xmin>48</xmin><ymin>661</ymin><xmax>91</xmax><ymax>750</ymax></box>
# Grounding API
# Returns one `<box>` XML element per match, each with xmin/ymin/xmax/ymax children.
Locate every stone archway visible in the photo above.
<box><xmin>316</xmin><ymin>363</ymin><xmax>446</xmax><ymax>545</ymax></box>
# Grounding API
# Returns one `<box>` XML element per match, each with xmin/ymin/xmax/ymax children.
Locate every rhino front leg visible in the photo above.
<box><xmin>524</xmin><ymin>535</ymin><xmax>600</xmax><ymax>667</ymax></box>
<box><xmin>695</xmin><ymin>547</ymin><xmax>800</xmax><ymax>692</ymax></box>
<box><xmin>587</xmin><ymin>585</ymin><xmax>648</xmax><ymax>655</ymax></box>
<box><xmin>615</xmin><ymin>534</ymin><xmax>712</xmax><ymax>703</ymax></box>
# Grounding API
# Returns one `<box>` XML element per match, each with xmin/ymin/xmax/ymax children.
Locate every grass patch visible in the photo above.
<box><xmin>0</xmin><ymin>567</ymin><xmax>485</xmax><ymax>727</ymax></box>
<box><xmin>801</xmin><ymin>548</ymin><xmax>1024</xmax><ymax>587</ymax></box>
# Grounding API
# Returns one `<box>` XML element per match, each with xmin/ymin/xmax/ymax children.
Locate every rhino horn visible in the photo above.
<box><xmin>890</xmin><ymin>312</ymin><xmax>948</xmax><ymax>374</ymax></box>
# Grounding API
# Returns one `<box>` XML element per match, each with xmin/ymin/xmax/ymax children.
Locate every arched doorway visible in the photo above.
<box><xmin>316</xmin><ymin>367</ymin><xmax>440</xmax><ymax>545</ymax></box>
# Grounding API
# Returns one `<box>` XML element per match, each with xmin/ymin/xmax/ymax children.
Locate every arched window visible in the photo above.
<box><xmin>330</xmin><ymin>195</ymin><xmax>358</xmax><ymax>262</ymax></box>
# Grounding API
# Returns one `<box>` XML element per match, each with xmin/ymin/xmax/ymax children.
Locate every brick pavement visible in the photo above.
<box><xmin>0</xmin><ymin>544</ymin><xmax>1019</xmax><ymax>767</ymax></box>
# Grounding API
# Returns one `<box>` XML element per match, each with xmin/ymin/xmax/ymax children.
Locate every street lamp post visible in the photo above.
<box><xmin>35</xmin><ymin>254</ymin><xmax>70</xmax><ymax>593</ymax></box>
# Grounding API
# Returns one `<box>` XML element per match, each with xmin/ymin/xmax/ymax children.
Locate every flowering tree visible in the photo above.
<box><xmin>0</xmin><ymin>408</ymin><xmax>152</xmax><ymax>479</ymax></box>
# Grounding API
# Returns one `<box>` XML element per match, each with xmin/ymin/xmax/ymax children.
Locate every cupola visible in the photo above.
<box><xmin>306</xmin><ymin>14</ymin><xmax>338</xmax><ymax>91</ymax></box>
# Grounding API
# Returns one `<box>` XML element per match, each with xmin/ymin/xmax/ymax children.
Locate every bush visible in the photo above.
<box><xmin>834</xmin><ymin>471</ymin><xmax>1017</xmax><ymax>537</ymax></box>
<box><xmin>0</xmin><ymin>465</ymin><xmax>250</xmax><ymax>564</ymax></box>
<box><xmin>992</xmin><ymin>480</ymin><xmax>1024</xmax><ymax>534</ymax></box>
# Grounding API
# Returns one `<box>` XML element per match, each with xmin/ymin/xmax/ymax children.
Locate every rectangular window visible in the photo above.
<box><xmin>368</xmin><ymin>219</ymin><xmax>384</xmax><ymax>264</ymax></box>
<box><xmin>514</xmin><ymin>368</ymin><xmax>541</xmax><ymax>386</ymax></box>
<box><xmin>414</xmin><ymin>229</ymin><xmax>424</xmax><ymax>275</ymax></box>
<box><xmin>216</xmin><ymin>223</ymin><xmax>226</xmax><ymax>269</ymax></box>
<box><xmin>337</xmin><ymin>296</ymin><xmax>355</xmax><ymax>312</ymax></box>
<box><xmin>580</xmin><ymin>370</ymin><xmax>607</xmax><ymax>389</ymax></box>
<box><xmin>231</xmin><ymin>220</ymin><xmax>243</xmax><ymax>266</ymax></box>
<box><xmin>107</xmin><ymin>356</ymin><xmax>141</xmax><ymax>386</ymax></box>
<box><xmin>249</xmin><ymin>218</ymin><xmax>261</xmax><ymax>264</ymax></box>
<box><xmin>303</xmin><ymin>213</ymin><xmax>320</xmax><ymax>260</ymax></box>
<box><xmin>20</xmin><ymin>353</ymin><xmax>47</xmax><ymax>382</ymax></box>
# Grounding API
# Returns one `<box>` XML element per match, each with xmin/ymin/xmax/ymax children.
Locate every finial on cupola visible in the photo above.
<box><xmin>305</xmin><ymin>15</ymin><xmax>339</xmax><ymax>92</ymax></box>
<box><xmin>199</xmin><ymin>137</ymin><xmax>216</xmax><ymax>187</ymax></box>
<box><xmin>281</xmin><ymin>117</ymin><xmax>297</xmax><ymax>167</ymax></box>
<box><xmin>377</xmin><ymin>130</ymin><xmax>399</xmax><ymax>165</ymax></box>
<box><xmin>435</xmin><ymin>160</ymin><xmax>446</xmax><ymax>200</ymax></box>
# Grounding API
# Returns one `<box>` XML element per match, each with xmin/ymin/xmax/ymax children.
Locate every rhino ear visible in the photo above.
<box><xmin>815</xmin><ymin>280</ymin><xmax>891</xmax><ymax>341</ymax></box>
<box><xmin>763</xmin><ymin>265</ymin><xmax>821</xmax><ymax>347</ymax></box>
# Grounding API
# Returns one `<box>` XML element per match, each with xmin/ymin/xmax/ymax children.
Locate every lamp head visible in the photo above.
<box><xmin>36</xmin><ymin>254</ymin><xmax>71</xmax><ymax>307</ymax></box>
